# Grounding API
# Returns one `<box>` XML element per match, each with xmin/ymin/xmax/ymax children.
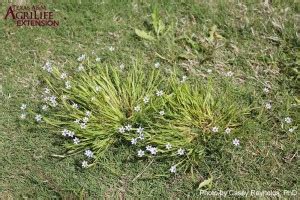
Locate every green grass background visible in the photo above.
<box><xmin>0</xmin><ymin>0</ymin><xmax>299</xmax><ymax>198</ymax></box>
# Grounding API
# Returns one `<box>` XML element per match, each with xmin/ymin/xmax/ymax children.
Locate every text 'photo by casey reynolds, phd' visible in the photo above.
<box><xmin>4</xmin><ymin>4</ymin><xmax>59</xmax><ymax>27</ymax></box>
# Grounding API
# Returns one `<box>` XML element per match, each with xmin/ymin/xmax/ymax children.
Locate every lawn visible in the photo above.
<box><xmin>0</xmin><ymin>0</ymin><xmax>299</xmax><ymax>199</ymax></box>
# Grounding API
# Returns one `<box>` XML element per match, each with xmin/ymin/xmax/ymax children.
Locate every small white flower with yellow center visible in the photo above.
<box><xmin>65</xmin><ymin>81</ymin><xmax>71</xmax><ymax>89</ymax></box>
<box><xmin>233</xmin><ymin>138</ymin><xmax>240</xmax><ymax>146</ymax></box>
<box><xmin>62</xmin><ymin>129</ymin><xmax>69</xmax><ymax>136</ymax></box>
<box><xmin>82</xmin><ymin>160</ymin><xmax>88</xmax><ymax>168</ymax></box>
<box><xmin>72</xmin><ymin>103</ymin><xmax>78</xmax><ymax>109</ymax></box>
<box><xmin>85</xmin><ymin>111</ymin><xmax>91</xmax><ymax>117</ymax></box>
<box><xmin>80</xmin><ymin>123</ymin><xmax>87</xmax><ymax>129</ymax></box>
<box><xmin>156</xmin><ymin>90</ymin><xmax>164</xmax><ymax>96</ymax></box>
<box><xmin>125</xmin><ymin>124</ymin><xmax>132</xmax><ymax>131</ymax></box>
<box><xmin>137</xmin><ymin>149</ymin><xmax>144</xmax><ymax>157</ymax></box>
<box><xmin>225</xmin><ymin>128</ymin><xmax>231</xmax><ymax>134</ymax></box>
<box><xmin>170</xmin><ymin>165</ymin><xmax>176</xmax><ymax>173</ymax></box>
<box><xmin>263</xmin><ymin>87</ymin><xmax>270</xmax><ymax>93</ymax></box>
<box><xmin>77</xmin><ymin>64</ymin><xmax>84</xmax><ymax>71</ymax></box>
<box><xmin>166</xmin><ymin>143</ymin><xmax>172</xmax><ymax>150</ymax></box>
<box><xmin>119</xmin><ymin>64</ymin><xmax>125</xmax><ymax>70</ymax></box>
<box><xmin>20</xmin><ymin>104</ymin><xmax>27</xmax><ymax>110</ymax></box>
<box><xmin>95</xmin><ymin>57</ymin><xmax>101</xmax><ymax>62</ymax></box>
<box><xmin>265</xmin><ymin>103</ymin><xmax>272</xmax><ymax>109</ymax></box>
<box><xmin>177</xmin><ymin>148</ymin><xmax>185</xmax><ymax>155</ymax></box>
<box><xmin>84</xmin><ymin>149</ymin><xmax>94</xmax><ymax>158</ymax></box>
<box><xmin>180</xmin><ymin>75</ymin><xmax>187</xmax><ymax>83</ymax></box>
<box><xmin>212</xmin><ymin>126</ymin><xmax>219</xmax><ymax>133</ymax></box>
<box><xmin>136</xmin><ymin>126</ymin><xmax>144</xmax><ymax>134</ymax></box>
<box><xmin>35</xmin><ymin>114</ymin><xmax>42</xmax><ymax>122</ymax></box>
<box><xmin>60</xmin><ymin>72</ymin><xmax>67</xmax><ymax>79</ymax></box>
<box><xmin>42</xmin><ymin>105</ymin><xmax>48</xmax><ymax>111</ymax></box>
<box><xmin>82</xmin><ymin>117</ymin><xmax>89</xmax><ymax>123</ymax></box>
<box><xmin>149</xmin><ymin>147</ymin><xmax>157</xmax><ymax>155</ymax></box>
<box><xmin>226</xmin><ymin>71</ymin><xmax>233</xmax><ymax>77</ymax></box>
<box><xmin>131</xmin><ymin>138</ymin><xmax>138</xmax><ymax>145</ymax></box>
<box><xmin>154</xmin><ymin>62</ymin><xmax>160</xmax><ymax>68</ymax></box>
<box><xmin>138</xmin><ymin>133</ymin><xmax>144</xmax><ymax>140</ymax></box>
<box><xmin>73</xmin><ymin>137</ymin><xmax>80</xmax><ymax>144</ymax></box>
<box><xmin>95</xmin><ymin>86</ymin><xmax>101</xmax><ymax>92</ymax></box>
<box><xmin>146</xmin><ymin>145</ymin><xmax>152</xmax><ymax>151</ymax></box>
<box><xmin>159</xmin><ymin>110</ymin><xmax>165</xmax><ymax>116</ymax></box>
<box><xmin>118</xmin><ymin>126</ymin><xmax>125</xmax><ymax>133</ymax></box>
<box><xmin>143</xmin><ymin>96</ymin><xmax>149</xmax><ymax>104</ymax></box>
<box><xmin>284</xmin><ymin>117</ymin><xmax>292</xmax><ymax>124</ymax></box>
<box><xmin>20</xmin><ymin>113</ymin><xmax>26</xmax><ymax>119</ymax></box>
<box><xmin>108</xmin><ymin>46</ymin><xmax>115</xmax><ymax>51</ymax></box>
<box><xmin>77</xmin><ymin>54</ymin><xmax>86</xmax><ymax>62</ymax></box>
<box><xmin>134</xmin><ymin>106</ymin><xmax>141</xmax><ymax>112</ymax></box>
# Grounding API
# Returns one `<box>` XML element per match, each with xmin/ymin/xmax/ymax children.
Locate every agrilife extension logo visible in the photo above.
<box><xmin>4</xmin><ymin>5</ymin><xmax>59</xmax><ymax>27</ymax></box>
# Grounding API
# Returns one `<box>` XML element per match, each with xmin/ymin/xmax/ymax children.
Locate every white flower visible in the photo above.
<box><xmin>149</xmin><ymin>147</ymin><xmax>157</xmax><ymax>155</ymax></box>
<box><xmin>119</xmin><ymin>64</ymin><xmax>125</xmax><ymax>70</ymax></box>
<box><xmin>137</xmin><ymin>149</ymin><xmax>144</xmax><ymax>157</ymax></box>
<box><xmin>154</xmin><ymin>62</ymin><xmax>160</xmax><ymax>68</ymax></box>
<box><xmin>95</xmin><ymin>57</ymin><xmax>101</xmax><ymax>62</ymax></box>
<box><xmin>146</xmin><ymin>145</ymin><xmax>153</xmax><ymax>151</ymax></box>
<box><xmin>125</xmin><ymin>124</ymin><xmax>132</xmax><ymax>131</ymax></box>
<box><xmin>143</xmin><ymin>96</ymin><xmax>149</xmax><ymax>104</ymax></box>
<box><xmin>131</xmin><ymin>138</ymin><xmax>138</xmax><ymax>145</ymax></box>
<box><xmin>65</xmin><ymin>81</ymin><xmax>71</xmax><ymax>89</ymax></box>
<box><xmin>20</xmin><ymin>104</ymin><xmax>27</xmax><ymax>110</ymax></box>
<box><xmin>74</xmin><ymin>119</ymin><xmax>80</xmax><ymax>124</ymax></box>
<box><xmin>68</xmin><ymin>131</ymin><xmax>75</xmax><ymax>137</ymax></box>
<box><xmin>177</xmin><ymin>148</ymin><xmax>185</xmax><ymax>155</ymax></box>
<box><xmin>170</xmin><ymin>165</ymin><xmax>176</xmax><ymax>173</ymax></box>
<box><xmin>134</xmin><ymin>106</ymin><xmax>141</xmax><ymax>112</ymax></box>
<box><xmin>212</xmin><ymin>126</ymin><xmax>219</xmax><ymax>133</ymax></box>
<box><xmin>35</xmin><ymin>114</ymin><xmax>42</xmax><ymax>122</ymax></box>
<box><xmin>265</xmin><ymin>103</ymin><xmax>272</xmax><ymax>109</ymax></box>
<box><xmin>91</xmin><ymin>96</ymin><xmax>96</xmax><ymax>101</ymax></box>
<box><xmin>118</xmin><ymin>126</ymin><xmax>125</xmax><ymax>133</ymax></box>
<box><xmin>43</xmin><ymin>61</ymin><xmax>52</xmax><ymax>72</ymax></box>
<box><xmin>95</xmin><ymin>86</ymin><xmax>101</xmax><ymax>92</ymax></box>
<box><xmin>44</xmin><ymin>87</ymin><xmax>50</xmax><ymax>94</ymax></box>
<box><xmin>138</xmin><ymin>133</ymin><xmax>144</xmax><ymax>140</ymax></box>
<box><xmin>233</xmin><ymin>138</ymin><xmax>240</xmax><ymax>146</ymax></box>
<box><xmin>136</xmin><ymin>126</ymin><xmax>144</xmax><ymax>134</ymax></box>
<box><xmin>165</xmin><ymin>143</ymin><xmax>172</xmax><ymax>150</ymax></box>
<box><xmin>77</xmin><ymin>64</ymin><xmax>84</xmax><ymax>71</ymax></box>
<box><xmin>108</xmin><ymin>46</ymin><xmax>115</xmax><ymax>51</ymax></box>
<box><xmin>284</xmin><ymin>117</ymin><xmax>292</xmax><ymax>124</ymax></box>
<box><xmin>225</xmin><ymin>128</ymin><xmax>231</xmax><ymax>134</ymax></box>
<box><xmin>159</xmin><ymin>110</ymin><xmax>165</xmax><ymax>116</ymax></box>
<box><xmin>82</xmin><ymin>117</ymin><xmax>89</xmax><ymax>123</ymax></box>
<box><xmin>82</xmin><ymin>160</ymin><xmax>88</xmax><ymax>168</ymax></box>
<box><xmin>263</xmin><ymin>87</ymin><xmax>270</xmax><ymax>93</ymax></box>
<box><xmin>226</xmin><ymin>71</ymin><xmax>233</xmax><ymax>77</ymax></box>
<box><xmin>288</xmin><ymin>128</ymin><xmax>295</xmax><ymax>133</ymax></box>
<box><xmin>60</xmin><ymin>72</ymin><xmax>67</xmax><ymax>79</ymax></box>
<box><xmin>84</xmin><ymin>149</ymin><xmax>94</xmax><ymax>158</ymax></box>
<box><xmin>42</xmin><ymin>105</ymin><xmax>48</xmax><ymax>111</ymax></box>
<box><xmin>77</xmin><ymin>54</ymin><xmax>86</xmax><ymax>62</ymax></box>
<box><xmin>72</xmin><ymin>103</ymin><xmax>78</xmax><ymax>109</ymax></box>
<box><xmin>20</xmin><ymin>113</ymin><xmax>26</xmax><ymax>119</ymax></box>
<box><xmin>180</xmin><ymin>75</ymin><xmax>187</xmax><ymax>83</ymax></box>
<box><xmin>80</xmin><ymin>123</ymin><xmax>87</xmax><ymax>129</ymax></box>
<box><xmin>85</xmin><ymin>111</ymin><xmax>91</xmax><ymax>117</ymax></box>
<box><xmin>73</xmin><ymin>137</ymin><xmax>80</xmax><ymax>144</ymax></box>
<box><xmin>62</xmin><ymin>129</ymin><xmax>69</xmax><ymax>136</ymax></box>
<box><xmin>156</xmin><ymin>90</ymin><xmax>164</xmax><ymax>96</ymax></box>
<box><xmin>207</xmin><ymin>69</ymin><xmax>212</xmax><ymax>73</ymax></box>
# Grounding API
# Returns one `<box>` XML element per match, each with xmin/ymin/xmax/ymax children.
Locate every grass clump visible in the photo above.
<box><xmin>26</xmin><ymin>57</ymin><xmax>253</xmax><ymax>173</ymax></box>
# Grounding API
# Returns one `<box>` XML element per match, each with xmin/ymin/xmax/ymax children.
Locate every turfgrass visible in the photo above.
<box><xmin>0</xmin><ymin>0</ymin><xmax>299</xmax><ymax>198</ymax></box>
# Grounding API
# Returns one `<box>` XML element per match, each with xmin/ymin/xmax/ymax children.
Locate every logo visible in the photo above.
<box><xmin>4</xmin><ymin>5</ymin><xmax>59</xmax><ymax>27</ymax></box>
